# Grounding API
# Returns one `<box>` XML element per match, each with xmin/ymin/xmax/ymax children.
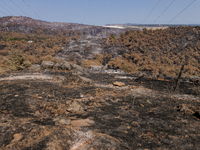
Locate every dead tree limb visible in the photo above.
<box><xmin>173</xmin><ymin>65</ymin><xmax>184</xmax><ymax>91</ymax></box>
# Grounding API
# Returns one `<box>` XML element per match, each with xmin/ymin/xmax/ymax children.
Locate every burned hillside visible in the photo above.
<box><xmin>0</xmin><ymin>16</ymin><xmax>200</xmax><ymax>149</ymax></box>
<box><xmin>105</xmin><ymin>26</ymin><xmax>200</xmax><ymax>76</ymax></box>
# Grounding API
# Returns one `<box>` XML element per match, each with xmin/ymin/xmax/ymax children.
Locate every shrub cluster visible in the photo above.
<box><xmin>0</xmin><ymin>30</ymin><xmax>73</xmax><ymax>73</ymax></box>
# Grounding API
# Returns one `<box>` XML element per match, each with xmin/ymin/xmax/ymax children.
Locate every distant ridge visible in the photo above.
<box><xmin>106</xmin><ymin>23</ymin><xmax>200</xmax><ymax>27</ymax></box>
<box><xmin>1</xmin><ymin>16</ymin><xmax>198</xmax><ymax>37</ymax></box>
<box><xmin>0</xmin><ymin>16</ymin><xmax>129</xmax><ymax>37</ymax></box>
<box><xmin>0</xmin><ymin>16</ymin><xmax>89</xmax><ymax>30</ymax></box>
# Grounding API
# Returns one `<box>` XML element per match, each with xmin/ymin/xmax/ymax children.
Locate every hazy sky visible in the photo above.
<box><xmin>0</xmin><ymin>0</ymin><xmax>199</xmax><ymax>25</ymax></box>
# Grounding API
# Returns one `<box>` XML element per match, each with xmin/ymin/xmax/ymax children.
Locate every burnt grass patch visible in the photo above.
<box><xmin>0</xmin><ymin>82</ymin><xmax>34</xmax><ymax>117</ymax></box>
<box><xmin>32</xmin><ymin>118</ymin><xmax>55</xmax><ymax>126</ymax></box>
<box><xmin>79</xmin><ymin>88</ymin><xmax>199</xmax><ymax>149</ymax></box>
<box><xmin>86</xmin><ymin>94</ymin><xmax>200</xmax><ymax>149</ymax></box>
<box><xmin>21</xmin><ymin>137</ymin><xmax>49</xmax><ymax>150</ymax></box>
<box><xmin>0</xmin><ymin>72</ymin><xmax>200</xmax><ymax>149</ymax></box>
<box><xmin>83</xmin><ymin>73</ymin><xmax>200</xmax><ymax>96</ymax></box>
<box><xmin>87</xmin><ymin>85</ymin><xmax>199</xmax><ymax>148</ymax></box>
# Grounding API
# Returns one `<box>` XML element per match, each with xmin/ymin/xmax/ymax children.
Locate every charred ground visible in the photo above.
<box><xmin>0</xmin><ymin>70</ymin><xmax>199</xmax><ymax>150</ymax></box>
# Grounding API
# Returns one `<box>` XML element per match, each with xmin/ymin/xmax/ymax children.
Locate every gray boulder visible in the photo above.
<box><xmin>42</xmin><ymin>60</ymin><xmax>86</xmax><ymax>72</ymax></box>
<box><xmin>70</xmin><ymin>63</ymin><xmax>86</xmax><ymax>72</ymax></box>
<box><xmin>53</xmin><ymin>63</ymin><xmax>60</xmax><ymax>70</ymax></box>
<box><xmin>60</xmin><ymin>61</ymin><xmax>71</xmax><ymax>70</ymax></box>
<box><xmin>41</xmin><ymin>61</ymin><xmax>55</xmax><ymax>69</ymax></box>
<box><xmin>28</xmin><ymin>64</ymin><xmax>41</xmax><ymax>71</ymax></box>
<box><xmin>54</xmin><ymin>61</ymin><xmax>71</xmax><ymax>70</ymax></box>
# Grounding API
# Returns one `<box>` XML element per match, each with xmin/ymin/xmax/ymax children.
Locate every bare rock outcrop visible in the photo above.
<box><xmin>41</xmin><ymin>61</ymin><xmax>55</xmax><ymax>69</ymax></box>
<box><xmin>70</xmin><ymin>63</ymin><xmax>86</xmax><ymax>72</ymax></box>
<box><xmin>41</xmin><ymin>60</ymin><xmax>86</xmax><ymax>72</ymax></box>
<box><xmin>54</xmin><ymin>61</ymin><xmax>71</xmax><ymax>70</ymax></box>
<box><xmin>28</xmin><ymin>64</ymin><xmax>41</xmax><ymax>71</ymax></box>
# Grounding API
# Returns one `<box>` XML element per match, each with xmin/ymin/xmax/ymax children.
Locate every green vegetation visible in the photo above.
<box><xmin>9</xmin><ymin>49</ymin><xmax>31</xmax><ymax>70</ymax></box>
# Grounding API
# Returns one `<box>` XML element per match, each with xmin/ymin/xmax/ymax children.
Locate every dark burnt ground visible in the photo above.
<box><xmin>0</xmin><ymin>72</ymin><xmax>200</xmax><ymax>149</ymax></box>
<box><xmin>85</xmin><ymin>92</ymin><xmax>200</xmax><ymax>149</ymax></box>
<box><xmin>83</xmin><ymin>73</ymin><xmax>200</xmax><ymax>96</ymax></box>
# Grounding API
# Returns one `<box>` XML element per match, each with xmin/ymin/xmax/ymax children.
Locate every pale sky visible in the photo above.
<box><xmin>0</xmin><ymin>0</ymin><xmax>199</xmax><ymax>25</ymax></box>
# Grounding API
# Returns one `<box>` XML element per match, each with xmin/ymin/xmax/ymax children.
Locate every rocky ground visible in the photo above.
<box><xmin>0</xmin><ymin>69</ymin><xmax>200</xmax><ymax>150</ymax></box>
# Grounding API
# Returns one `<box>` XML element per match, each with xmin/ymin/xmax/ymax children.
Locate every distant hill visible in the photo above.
<box><xmin>0</xmin><ymin>16</ymin><xmax>93</xmax><ymax>35</ymax></box>
<box><xmin>0</xmin><ymin>16</ymin><xmax>129</xmax><ymax>37</ymax></box>
<box><xmin>0</xmin><ymin>16</ymin><xmax>88</xmax><ymax>30</ymax></box>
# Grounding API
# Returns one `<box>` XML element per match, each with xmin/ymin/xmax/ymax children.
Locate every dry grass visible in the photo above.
<box><xmin>81</xmin><ymin>54</ymin><xmax>104</xmax><ymax>68</ymax></box>
<box><xmin>0</xmin><ymin>67</ymin><xmax>5</xmax><ymax>75</ymax></box>
<box><xmin>81</xmin><ymin>60</ymin><xmax>102</xmax><ymax>68</ymax></box>
<box><xmin>105</xmin><ymin>26</ymin><xmax>200</xmax><ymax>76</ymax></box>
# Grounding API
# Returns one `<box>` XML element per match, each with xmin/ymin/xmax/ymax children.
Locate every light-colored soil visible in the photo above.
<box><xmin>0</xmin><ymin>74</ymin><xmax>53</xmax><ymax>81</ymax></box>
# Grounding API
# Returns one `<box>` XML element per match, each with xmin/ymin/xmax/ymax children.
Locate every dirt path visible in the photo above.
<box><xmin>0</xmin><ymin>73</ymin><xmax>53</xmax><ymax>81</ymax></box>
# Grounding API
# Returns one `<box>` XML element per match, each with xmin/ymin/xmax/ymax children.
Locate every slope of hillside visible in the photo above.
<box><xmin>105</xmin><ymin>26</ymin><xmax>200</xmax><ymax>76</ymax></box>
<box><xmin>0</xmin><ymin>16</ymin><xmax>200</xmax><ymax>77</ymax></box>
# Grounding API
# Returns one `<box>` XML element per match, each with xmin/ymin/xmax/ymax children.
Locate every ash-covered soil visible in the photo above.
<box><xmin>0</xmin><ymin>71</ymin><xmax>200</xmax><ymax>150</ymax></box>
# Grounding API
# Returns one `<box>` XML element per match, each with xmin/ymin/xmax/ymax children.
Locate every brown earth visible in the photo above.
<box><xmin>0</xmin><ymin>70</ymin><xmax>200</xmax><ymax>149</ymax></box>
